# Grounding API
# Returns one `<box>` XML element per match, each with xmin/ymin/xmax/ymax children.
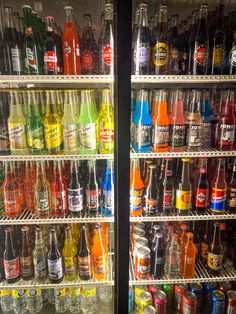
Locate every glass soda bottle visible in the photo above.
<box><xmin>62</xmin><ymin>6</ymin><xmax>81</xmax><ymax>75</ymax></box>
<box><xmin>151</xmin><ymin>233</ymin><xmax>164</xmax><ymax>279</ymax></box>
<box><xmin>86</xmin><ymin>160</ymin><xmax>100</xmax><ymax>217</ymax></box>
<box><xmin>48</xmin><ymin>227</ymin><xmax>63</xmax><ymax>284</ymax></box>
<box><xmin>24</xmin><ymin>161</ymin><xmax>36</xmax><ymax>213</ymax></box>
<box><xmin>81</xmin><ymin>286</ymin><xmax>97</xmax><ymax>314</ymax></box>
<box><xmin>80</xmin><ymin>13</ymin><xmax>98</xmax><ymax>75</ymax></box>
<box><xmin>200</xmin><ymin>90</ymin><xmax>213</xmax><ymax>148</ymax></box>
<box><xmin>77</xmin><ymin>90</ymin><xmax>98</xmax><ymax>154</ymax></box>
<box><xmin>68</xmin><ymin>161</ymin><xmax>83</xmax><ymax>217</ymax></box>
<box><xmin>20</xmin><ymin>226</ymin><xmax>33</xmax><ymax>281</ymax></box>
<box><xmin>14</xmin><ymin>161</ymin><xmax>26</xmax><ymax>210</ymax></box>
<box><xmin>181</xmin><ymin>232</ymin><xmax>197</xmax><ymax>279</ymax></box>
<box><xmin>78</xmin><ymin>225</ymin><xmax>92</xmax><ymax>280</ymax></box>
<box><xmin>207</xmin><ymin>222</ymin><xmax>223</xmax><ymax>275</ymax></box>
<box><xmin>12</xmin><ymin>289</ymin><xmax>27</xmax><ymax>314</ymax></box>
<box><xmin>130</xmin><ymin>159</ymin><xmax>144</xmax><ymax>216</ymax></box>
<box><xmin>144</xmin><ymin>164</ymin><xmax>159</xmax><ymax>216</ymax></box>
<box><xmin>228</xmin><ymin>158</ymin><xmax>236</xmax><ymax>211</ymax></box>
<box><xmin>33</xmin><ymin>226</ymin><xmax>48</xmax><ymax>281</ymax></box>
<box><xmin>0</xmin><ymin>290</ymin><xmax>13</xmax><ymax>312</ymax></box>
<box><xmin>194</xmin><ymin>158</ymin><xmax>209</xmax><ymax>213</ymax></box>
<box><xmin>101</xmin><ymin>160</ymin><xmax>114</xmax><ymax>217</ymax></box>
<box><xmin>0</xmin><ymin>97</ymin><xmax>10</xmax><ymax>155</ymax></box>
<box><xmin>166</xmin><ymin>233</ymin><xmax>181</xmax><ymax>277</ymax></box>
<box><xmin>188</xmin><ymin>10</ymin><xmax>199</xmax><ymax>74</ymax></box>
<box><xmin>54</xmin><ymin>288</ymin><xmax>69</xmax><ymax>313</ymax></box>
<box><xmin>25</xmin><ymin>289</ymin><xmax>43</xmax><ymax>314</ymax></box>
<box><xmin>2</xmin><ymin>162</ymin><xmax>21</xmax><ymax>218</ymax></box>
<box><xmin>169</xmin><ymin>15</ymin><xmax>180</xmax><ymax>74</ymax></box>
<box><xmin>91</xmin><ymin>225</ymin><xmax>107</xmax><ymax>280</ymax></box>
<box><xmin>62</xmin><ymin>226</ymin><xmax>77</xmax><ymax>281</ymax></box>
<box><xmin>3</xmin><ymin>227</ymin><xmax>21</xmax><ymax>283</ymax></box>
<box><xmin>68</xmin><ymin>288</ymin><xmax>82</xmax><ymax>314</ymax></box>
<box><xmin>98</xmin><ymin>88</ymin><xmax>114</xmax><ymax>154</ymax></box>
<box><xmin>201</xmin><ymin>220</ymin><xmax>211</xmax><ymax>264</ymax></box>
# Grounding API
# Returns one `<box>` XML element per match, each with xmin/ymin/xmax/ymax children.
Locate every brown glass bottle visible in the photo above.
<box><xmin>144</xmin><ymin>164</ymin><xmax>159</xmax><ymax>216</ymax></box>
<box><xmin>228</xmin><ymin>158</ymin><xmax>236</xmax><ymax>211</ymax></box>
<box><xmin>207</xmin><ymin>222</ymin><xmax>223</xmax><ymax>275</ymax></box>
<box><xmin>201</xmin><ymin>220</ymin><xmax>211</xmax><ymax>264</ymax></box>
<box><xmin>188</xmin><ymin>10</ymin><xmax>198</xmax><ymax>74</ymax></box>
<box><xmin>47</xmin><ymin>227</ymin><xmax>63</xmax><ymax>283</ymax></box>
<box><xmin>20</xmin><ymin>226</ymin><xmax>33</xmax><ymax>280</ymax></box>
<box><xmin>77</xmin><ymin>225</ymin><xmax>92</xmax><ymax>280</ymax></box>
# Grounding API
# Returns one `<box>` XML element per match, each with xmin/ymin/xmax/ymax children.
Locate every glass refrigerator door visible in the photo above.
<box><xmin>0</xmin><ymin>0</ymin><xmax>117</xmax><ymax>313</ymax></box>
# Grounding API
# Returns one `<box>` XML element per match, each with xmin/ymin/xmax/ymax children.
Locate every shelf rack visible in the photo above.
<box><xmin>0</xmin><ymin>154</ymin><xmax>113</xmax><ymax>161</ymax></box>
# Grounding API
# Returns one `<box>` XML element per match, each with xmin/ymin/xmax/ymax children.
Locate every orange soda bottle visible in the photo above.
<box><xmin>130</xmin><ymin>159</ymin><xmax>144</xmax><ymax>216</ymax></box>
<box><xmin>182</xmin><ymin>232</ymin><xmax>197</xmax><ymax>278</ymax></box>
<box><xmin>91</xmin><ymin>225</ymin><xmax>107</xmax><ymax>280</ymax></box>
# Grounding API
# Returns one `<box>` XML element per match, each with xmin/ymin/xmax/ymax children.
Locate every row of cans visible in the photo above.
<box><xmin>129</xmin><ymin>282</ymin><xmax>236</xmax><ymax>313</ymax></box>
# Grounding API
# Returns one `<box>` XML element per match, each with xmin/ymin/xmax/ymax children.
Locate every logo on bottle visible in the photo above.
<box><xmin>134</xmin><ymin>45</ymin><xmax>149</xmax><ymax>66</ymax></box>
<box><xmin>195</xmin><ymin>188</ymin><xmax>208</xmax><ymax>208</ymax></box>
<box><xmin>12</xmin><ymin>290</ymin><xmax>25</xmax><ymax>298</ymax></box>
<box><xmin>52</xmin><ymin>190</ymin><xmax>67</xmax><ymax>212</ymax></box>
<box><xmin>44</xmin><ymin>124</ymin><xmax>63</xmax><ymax>151</ymax></box>
<box><xmin>8</xmin><ymin>123</ymin><xmax>27</xmax><ymax>150</ymax></box>
<box><xmin>130</xmin><ymin>188</ymin><xmax>143</xmax><ymax>212</ymax></box>
<box><xmin>63</xmin><ymin>42</ymin><xmax>72</xmax><ymax>55</ymax></box>
<box><xmin>216</xmin><ymin>123</ymin><xmax>235</xmax><ymax>147</ymax></box>
<box><xmin>26</xmin><ymin>289</ymin><xmax>41</xmax><ymax>297</ymax></box>
<box><xmin>195</xmin><ymin>45</ymin><xmax>209</xmax><ymax>66</ymax></box>
<box><xmin>68</xmin><ymin>188</ymin><xmax>83</xmax><ymax>212</ymax></box>
<box><xmin>44</xmin><ymin>51</ymin><xmax>57</xmax><ymax>71</ymax></box>
<box><xmin>187</xmin><ymin>124</ymin><xmax>202</xmax><ymax>147</ymax></box>
<box><xmin>210</xmin><ymin>188</ymin><xmax>227</xmax><ymax>212</ymax></box>
<box><xmin>26</xmin><ymin>47</ymin><xmax>37</xmax><ymax>70</ymax></box>
<box><xmin>11</xmin><ymin>48</ymin><xmax>23</xmax><ymax>72</ymax></box>
<box><xmin>152</xmin><ymin>125</ymin><xmax>169</xmax><ymax>147</ymax></box>
<box><xmin>163</xmin><ymin>189</ymin><xmax>174</xmax><ymax>210</ymax></box>
<box><xmin>100</xmin><ymin>128</ymin><xmax>114</xmax><ymax>144</ymax></box>
<box><xmin>102</xmin><ymin>188</ymin><xmax>114</xmax><ymax>216</ymax></box>
<box><xmin>64</xmin><ymin>256</ymin><xmax>77</xmax><ymax>276</ymax></box>
<box><xmin>20</xmin><ymin>256</ymin><xmax>33</xmax><ymax>277</ymax></box>
<box><xmin>63</xmin><ymin>124</ymin><xmax>78</xmax><ymax>151</ymax></box>
<box><xmin>4</xmin><ymin>257</ymin><xmax>20</xmax><ymax>280</ymax></box>
<box><xmin>202</xmin><ymin>122</ymin><xmax>212</xmax><ymax>146</ymax></box>
<box><xmin>78</xmin><ymin>123</ymin><xmax>96</xmax><ymax>150</ymax></box>
<box><xmin>153</xmin><ymin>42</ymin><xmax>169</xmax><ymax>66</ymax></box>
<box><xmin>4</xmin><ymin>190</ymin><xmax>20</xmax><ymax>213</ymax></box>
<box><xmin>33</xmin><ymin>257</ymin><xmax>47</xmax><ymax>279</ymax></box>
<box><xmin>78</xmin><ymin>256</ymin><xmax>91</xmax><ymax>277</ymax></box>
<box><xmin>228</xmin><ymin>188</ymin><xmax>236</xmax><ymax>208</ymax></box>
<box><xmin>212</xmin><ymin>44</ymin><xmax>225</xmax><ymax>67</ymax></box>
<box><xmin>103</xmin><ymin>43</ymin><xmax>113</xmax><ymax>65</ymax></box>
<box><xmin>144</xmin><ymin>198</ymin><xmax>158</xmax><ymax>215</ymax></box>
<box><xmin>207</xmin><ymin>253</ymin><xmax>222</xmax><ymax>271</ymax></box>
<box><xmin>26</xmin><ymin>125</ymin><xmax>45</xmax><ymax>150</ymax></box>
<box><xmin>229</xmin><ymin>45</ymin><xmax>236</xmax><ymax>66</ymax></box>
<box><xmin>94</xmin><ymin>255</ymin><xmax>106</xmax><ymax>275</ymax></box>
<box><xmin>86</xmin><ymin>189</ymin><xmax>100</xmax><ymax>210</ymax></box>
<box><xmin>81</xmin><ymin>50</ymin><xmax>95</xmax><ymax>70</ymax></box>
<box><xmin>176</xmin><ymin>190</ymin><xmax>191</xmax><ymax>211</ymax></box>
<box><xmin>48</xmin><ymin>257</ymin><xmax>63</xmax><ymax>280</ymax></box>
<box><xmin>35</xmin><ymin>191</ymin><xmax>49</xmax><ymax>212</ymax></box>
<box><xmin>170</xmin><ymin>124</ymin><xmax>186</xmax><ymax>148</ymax></box>
<box><xmin>133</xmin><ymin>124</ymin><xmax>151</xmax><ymax>148</ymax></box>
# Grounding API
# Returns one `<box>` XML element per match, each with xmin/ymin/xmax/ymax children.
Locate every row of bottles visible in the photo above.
<box><xmin>0</xmin><ymin>88</ymin><xmax>114</xmax><ymax>155</ymax></box>
<box><xmin>130</xmin><ymin>157</ymin><xmax>236</xmax><ymax>216</ymax></box>
<box><xmin>132</xmin><ymin>2</ymin><xmax>236</xmax><ymax>75</ymax></box>
<box><xmin>131</xmin><ymin>88</ymin><xmax>235</xmax><ymax>153</ymax></box>
<box><xmin>0</xmin><ymin>223</ymin><xmax>110</xmax><ymax>283</ymax></box>
<box><xmin>0</xmin><ymin>2</ymin><xmax>113</xmax><ymax>75</ymax></box>
<box><xmin>0</xmin><ymin>159</ymin><xmax>114</xmax><ymax>218</ymax></box>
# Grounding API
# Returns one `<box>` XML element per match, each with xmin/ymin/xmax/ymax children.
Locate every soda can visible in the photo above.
<box><xmin>175</xmin><ymin>283</ymin><xmax>188</xmax><ymax>312</ymax></box>
<box><xmin>135</xmin><ymin>246</ymin><xmax>151</xmax><ymax>279</ymax></box>
<box><xmin>139</xmin><ymin>291</ymin><xmax>153</xmax><ymax>313</ymax></box>
<box><xmin>163</xmin><ymin>284</ymin><xmax>174</xmax><ymax>307</ymax></box>
<box><xmin>226</xmin><ymin>290</ymin><xmax>236</xmax><ymax>314</ymax></box>
<box><xmin>153</xmin><ymin>290</ymin><xmax>167</xmax><ymax>314</ymax></box>
<box><xmin>219</xmin><ymin>281</ymin><xmax>232</xmax><ymax>294</ymax></box>
<box><xmin>182</xmin><ymin>291</ymin><xmax>197</xmax><ymax>314</ymax></box>
<box><xmin>133</xmin><ymin>222</ymin><xmax>146</xmax><ymax>232</ymax></box>
<box><xmin>144</xmin><ymin>305</ymin><xmax>156</xmax><ymax>314</ymax></box>
<box><xmin>132</xmin><ymin>228</ymin><xmax>146</xmax><ymax>249</ymax></box>
<box><xmin>147</xmin><ymin>284</ymin><xmax>162</xmax><ymax>295</ymax></box>
<box><xmin>134</xmin><ymin>285</ymin><xmax>146</xmax><ymax>310</ymax></box>
<box><xmin>204</xmin><ymin>282</ymin><xmax>217</xmax><ymax>310</ymax></box>
<box><xmin>211</xmin><ymin>290</ymin><xmax>225</xmax><ymax>314</ymax></box>
<box><xmin>133</xmin><ymin>237</ymin><xmax>149</xmax><ymax>256</ymax></box>
<box><xmin>189</xmin><ymin>283</ymin><xmax>203</xmax><ymax>311</ymax></box>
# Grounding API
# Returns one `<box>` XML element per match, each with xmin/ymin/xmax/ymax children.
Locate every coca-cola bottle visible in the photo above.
<box><xmin>81</xmin><ymin>13</ymin><xmax>98</xmax><ymax>75</ymax></box>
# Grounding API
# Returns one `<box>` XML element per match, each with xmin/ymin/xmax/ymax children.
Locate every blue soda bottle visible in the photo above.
<box><xmin>201</xmin><ymin>90</ymin><xmax>213</xmax><ymax>148</ymax></box>
<box><xmin>132</xmin><ymin>89</ymin><xmax>152</xmax><ymax>152</ymax></box>
<box><xmin>101</xmin><ymin>160</ymin><xmax>114</xmax><ymax>216</ymax></box>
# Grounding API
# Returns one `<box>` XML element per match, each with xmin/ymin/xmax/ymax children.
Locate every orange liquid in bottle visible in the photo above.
<box><xmin>130</xmin><ymin>159</ymin><xmax>144</xmax><ymax>216</ymax></box>
<box><xmin>91</xmin><ymin>225</ymin><xmax>107</xmax><ymax>280</ymax></box>
<box><xmin>182</xmin><ymin>232</ymin><xmax>197</xmax><ymax>278</ymax></box>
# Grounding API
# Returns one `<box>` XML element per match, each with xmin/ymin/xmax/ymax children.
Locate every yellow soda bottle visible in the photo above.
<box><xmin>62</xmin><ymin>225</ymin><xmax>77</xmax><ymax>281</ymax></box>
<box><xmin>98</xmin><ymin>88</ymin><xmax>114</xmax><ymax>154</ymax></box>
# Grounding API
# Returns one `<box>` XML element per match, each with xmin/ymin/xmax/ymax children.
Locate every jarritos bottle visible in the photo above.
<box><xmin>44</xmin><ymin>90</ymin><xmax>63</xmax><ymax>155</ymax></box>
<box><xmin>62</xmin><ymin>6</ymin><xmax>81</xmax><ymax>75</ymax></box>
<box><xmin>91</xmin><ymin>225</ymin><xmax>107</xmax><ymax>280</ymax></box>
<box><xmin>227</xmin><ymin>158</ymin><xmax>236</xmax><ymax>211</ymax></box>
<box><xmin>151</xmin><ymin>4</ymin><xmax>169</xmax><ymax>75</ymax></box>
<box><xmin>101</xmin><ymin>160</ymin><xmax>114</xmax><ymax>217</ymax></box>
<box><xmin>99</xmin><ymin>88</ymin><xmax>114</xmax><ymax>154</ymax></box>
<box><xmin>194</xmin><ymin>158</ymin><xmax>209</xmax><ymax>213</ymax></box>
<box><xmin>143</xmin><ymin>164</ymin><xmax>159</xmax><ymax>216</ymax></box>
<box><xmin>62</xmin><ymin>226</ymin><xmax>77</xmax><ymax>281</ymax></box>
<box><xmin>77</xmin><ymin>225</ymin><xmax>92</xmax><ymax>280</ymax></box>
<box><xmin>175</xmin><ymin>158</ymin><xmax>192</xmax><ymax>216</ymax></box>
<box><xmin>130</xmin><ymin>159</ymin><xmax>144</xmax><ymax>216</ymax></box>
<box><xmin>210</xmin><ymin>157</ymin><xmax>227</xmax><ymax>214</ymax></box>
<box><xmin>2</xmin><ymin>162</ymin><xmax>21</xmax><ymax>218</ymax></box>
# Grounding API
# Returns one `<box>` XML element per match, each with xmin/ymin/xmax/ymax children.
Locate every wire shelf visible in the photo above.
<box><xmin>0</xmin><ymin>154</ymin><xmax>113</xmax><ymax>161</ymax></box>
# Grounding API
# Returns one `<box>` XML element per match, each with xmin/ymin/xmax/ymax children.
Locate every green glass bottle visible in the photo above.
<box><xmin>32</xmin><ymin>10</ymin><xmax>43</xmax><ymax>74</ymax></box>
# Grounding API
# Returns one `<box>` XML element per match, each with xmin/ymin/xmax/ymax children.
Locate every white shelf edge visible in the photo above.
<box><xmin>0</xmin><ymin>154</ymin><xmax>113</xmax><ymax>161</ymax></box>
<box><xmin>130</xmin><ymin>150</ymin><xmax>236</xmax><ymax>158</ymax></box>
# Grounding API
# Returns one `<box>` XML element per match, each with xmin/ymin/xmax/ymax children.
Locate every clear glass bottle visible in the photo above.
<box><xmin>81</xmin><ymin>286</ymin><xmax>97</xmax><ymax>314</ymax></box>
<box><xmin>12</xmin><ymin>290</ymin><xmax>27</xmax><ymax>314</ymax></box>
<box><xmin>68</xmin><ymin>288</ymin><xmax>82</xmax><ymax>314</ymax></box>
<box><xmin>0</xmin><ymin>290</ymin><xmax>13</xmax><ymax>312</ymax></box>
<box><xmin>54</xmin><ymin>288</ymin><xmax>69</xmax><ymax>313</ymax></box>
<box><xmin>25</xmin><ymin>289</ymin><xmax>43</xmax><ymax>314</ymax></box>
<box><xmin>166</xmin><ymin>233</ymin><xmax>181</xmax><ymax>277</ymax></box>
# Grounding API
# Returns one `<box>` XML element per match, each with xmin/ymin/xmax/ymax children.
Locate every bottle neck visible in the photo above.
<box><xmin>214</xmin><ymin>159</ymin><xmax>226</xmax><ymax>183</ymax></box>
<box><xmin>65</xmin><ymin>228</ymin><xmax>73</xmax><ymax>244</ymax></box>
<box><xmin>5</xmin><ymin>230</ymin><xmax>14</xmax><ymax>254</ymax></box>
<box><xmin>79</xmin><ymin>227</ymin><xmax>88</xmax><ymax>252</ymax></box>
<box><xmin>5</xmin><ymin>8</ymin><xmax>14</xmax><ymax>29</ymax></box>
<box><xmin>212</xmin><ymin>224</ymin><xmax>221</xmax><ymax>247</ymax></box>
<box><xmin>138</xmin><ymin>7</ymin><xmax>148</xmax><ymax>27</ymax></box>
<box><xmin>22</xmin><ymin>231</ymin><xmax>30</xmax><ymax>255</ymax></box>
<box><xmin>65</xmin><ymin>9</ymin><xmax>74</xmax><ymax>23</ymax></box>
<box><xmin>181</xmin><ymin>161</ymin><xmax>190</xmax><ymax>183</ymax></box>
<box><xmin>164</xmin><ymin>160</ymin><xmax>173</xmax><ymax>178</ymax></box>
<box><xmin>49</xmin><ymin>231</ymin><xmax>59</xmax><ymax>254</ymax></box>
<box><xmin>35</xmin><ymin>229</ymin><xmax>44</xmax><ymax>246</ymax></box>
<box><xmin>88</xmin><ymin>162</ymin><xmax>97</xmax><ymax>185</ymax></box>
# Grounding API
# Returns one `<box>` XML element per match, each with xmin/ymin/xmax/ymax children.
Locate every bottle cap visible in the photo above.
<box><xmin>172</xmin><ymin>233</ymin><xmax>178</xmax><ymax>238</ymax></box>
<box><xmin>181</xmin><ymin>224</ymin><xmax>188</xmax><ymax>231</ymax></box>
<box><xmin>21</xmin><ymin>226</ymin><xmax>29</xmax><ymax>232</ymax></box>
<box><xmin>182</xmin><ymin>158</ymin><xmax>189</xmax><ymax>162</ymax></box>
<box><xmin>186</xmin><ymin>232</ymin><xmax>193</xmax><ymax>238</ymax></box>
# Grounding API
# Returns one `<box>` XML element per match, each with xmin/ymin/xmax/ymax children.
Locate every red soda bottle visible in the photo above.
<box><xmin>14</xmin><ymin>161</ymin><xmax>26</xmax><ymax>210</ymax></box>
<box><xmin>24</xmin><ymin>161</ymin><xmax>36</xmax><ymax>213</ymax></box>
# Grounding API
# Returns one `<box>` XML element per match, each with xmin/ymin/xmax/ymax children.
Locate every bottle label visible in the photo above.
<box><xmin>4</xmin><ymin>257</ymin><xmax>20</xmax><ymax>280</ymax></box>
<box><xmin>100</xmin><ymin>128</ymin><xmax>114</xmax><ymax>144</ymax></box>
<box><xmin>153</xmin><ymin>42</ymin><xmax>169</xmax><ymax>66</ymax></box>
<box><xmin>52</xmin><ymin>190</ymin><xmax>67</xmax><ymax>211</ymax></box>
<box><xmin>133</xmin><ymin>124</ymin><xmax>151</xmax><ymax>148</ymax></box>
<box><xmin>144</xmin><ymin>198</ymin><xmax>158</xmax><ymax>215</ymax></box>
<box><xmin>195</xmin><ymin>188</ymin><xmax>208</xmax><ymax>208</ymax></box>
<box><xmin>68</xmin><ymin>188</ymin><xmax>83</xmax><ymax>212</ymax></box>
<box><xmin>48</xmin><ymin>257</ymin><xmax>63</xmax><ymax>280</ymax></box>
<box><xmin>86</xmin><ymin>189</ymin><xmax>100</xmax><ymax>210</ymax></box>
<box><xmin>8</xmin><ymin>123</ymin><xmax>27</xmax><ymax>150</ymax></box>
<box><xmin>210</xmin><ymin>188</ymin><xmax>227</xmax><ymax>212</ymax></box>
<box><xmin>26</xmin><ymin>47</ymin><xmax>37</xmax><ymax>70</ymax></box>
<box><xmin>69</xmin><ymin>289</ymin><xmax>80</xmax><ymax>296</ymax></box>
<box><xmin>0</xmin><ymin>125</ymin><xmax>9</xmax><ymax>151</ymax></box>
<box><xmin>44</xmin><ymin>51</ymin><xmax>57</xmax><ymax>71</ymax></box>
<box><xmin>63</xmin><ymin>124</ymin><xmax>78</xmax><ymax>152</ymax></box>
<box><xmin>176</xmin><ymin>190</ymin><xmax>191</xmax><ymax>211</ymax></box>
<box><xmin>202</xmin><ymin>122</ymin><xmax>212</xmax><ymax>146</ymax></box>
<box><xmin>54</xmin><ymin>288</ymin><xmax>67</xmax><ymax>297</ymax></box>
<box><xmin>26</xmin><ymin>289</ymin><xmax>41</xmax><ymax>297</ymax></box>
<box><xmin>228</xmin><ymin>188</ymin><xmax>236</xmax><ymax>208</ymax></box>
<box><xmin>212</xmin><ymin>44</ymin><xmax>225</xmax><ymax>67</ymax></box>
<box><xmin>103</xmin><ymin>43</ymin><xmax>113</xmax><ymax>65</ymax></box>
<box><xmin>163</xmin><ymin>189</ymin><xmax>174</xmax><ymax>210</ymax></box>
<box><xmin>229</xmin><ymin>45</ymin><xmax>236</xmax><ymax>66</ymax></box>
<box><xmin>33</xmin><ymin>256</ymin><xmax>47</xmax><ymax>278</ymax></box>
<box><xmin>187</xmin><ymin>124</ymin><xmax>202</xmax><ymax>147</ymax></box>
<box><xmin>35</xmin><ymin>191</ymin><xmax>49</xmax><ymax>212</ymax></box>
<box><xmin>81</xmin><ymin>50</ymin><xmax>95</xmax><ymax>70</ymax></box>
<box><xmin>170</xmin><ymin>124</ymin><xmax>186</xmax><ymax>148</ymax></box>
<box><xmin>170</xmin><ymin>47</ymin><xmax>179</xmax><ymax>61</ymax></box>
<box><xmin>63</xmin><ymin>42</ymin><xmax>72</xmax><ymax>56</ymax></box>
<box><xmin>201</xmin><ymin>242</ymin><xmax>208</xmax><ymax>260</ymax></box>
<box><xmin>134</xmin><ymin>45</ymin><xmax>149</xmax><ymax>66</ymax></box>
<box><xmin>26</xmin><ymin>125</ymin><xmax>45</xmax><ymax>150</ymax></box>
<box><xmin>78</xmin><ymin>123</ymin><xmax>96</xmax><ymax>150</ymax></box>
<box><xmin>94</xmin><ymin>255</ymin><xmax>106</xmax><ymax>275</ymax></box>
<box><xmin>102</xmin><ymin>188</ymin><xmax>114</xmax><ymax>215</ymax></box>
<box><xmin>207</xmin><ymin>253</ymin><xmax>222</xmax><ymax>271</ymax></box>
<box><xmin>64</xmin><ymin>256</ymin><xmax>77</xmax><ymax>276</ymax></box>
<box><xmin>44</xmin><ymin>124</ymin><xmax>63</xmax><ymax>151</ymax></box>
<box><xmin>11</xmin><ymin>48</ymin><xmax>22</xmax><ymax>72</ymax></box>
<box><xmin>81</xmin><ymin>287</ymin><xmax>96</xmax><ymax>298</ymax></box>
<box><xmin>78</xmin><ymin>256</ymin><xmax>91</xmax><ymax>277</ymax></box>
<box><xmin>20</xmin><ymin>256</ymin><xmax>33</xmax><ymax>277</ymax></box>
<box><xmin>152</xmin><ymin>125</ymin><xmax>169</xmax><ymax>147</ymax></box>
<box><xmin>130</xmin><ymin>188</ymin><xmax>143</xmax><ymax>212</ymax></box>
<box><xmin>195</xmin><ymin>45</ymin><xmax>209</xmax><ymax>66</ymax></box>
<box><xmin>216</xmin><ymin>123</ymin><xmax>235</xmax><ymax>147</ymax></box>
<box><xmin>12</xmin><ymin>290</ymin><xmax>25</xmax><ymax>298</ymax></box>
<box><xmin>4</xmin><ymin>190</ymin><xmax>20</xmax><ymax>212</ymax></box>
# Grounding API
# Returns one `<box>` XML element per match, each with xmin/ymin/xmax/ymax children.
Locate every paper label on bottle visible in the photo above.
<box><xmin>78</xmin><ymin>123</ymin><xmax>96</xmax><ymax>150</ymax></box>
<box><xmin>12</xmin><ymin>290</ymin><xmax>25</xmax><ymax>298</ymax></box>
<box><xmin>68</xmin><ymin>188</ymin><xmax>83</xmax><ymax>212</ymax></box>
<box><xmin>26</xmin><ymin>47</ymin><xmax>37</xmax><ymax>70</ymax></box>
<box><xmin>195</xmin><ymin>188</ymin><xmax>208</xmax><ymax>208</ymax></box>
<box><xmin>4</xmin><ymin>257</ymin><xmax>20</xmax><ymax>280</ymax></box>
<box><xmin>86</xmin><ymin>189</ymin><xmax>100</xmax><ymax>210</ymax></box>
<box><xmin>33</xmin><ymin>256</ymin><xmax>47</xmax><ymax>278</ymax></box>
<box><xmin>94</xmin><ymin>255</ymin><xmax>106</xmax><ymax>275</ymax></box>
<box><xmin>0</xmin><ymin>125</ymin><xmax>9</xmax><ymax>151</ymax></box>
<box><xmin>44</xmin><ymin>124</ymin><xmax>63</xmax><ymax>150</ymax></box>
<box><xmin>35</xmin><ymin>191</ymin><xmax>49</xmax><ymax>212</ymax></box>
<box><xmin>63</xmin><ymin>124</ymin><xmax>78</xmax><ymax>152</ymax></box>
<box><xmin>186</xmin><ymin>124</ymin><xmax>202</xmax><ymax>147</ymax></box>
<box><xmin>210</xmin><ymin>188</ymin><xmax>227</xmax><ymax>212</ymax></box>
<box><xmin>78</xmin><ymin>256</ymin><xmax>91</xmax><ymax>277</ymax></box>
<box><xmin>11</xmin><ymin>48</ymin><xmax>22</xmax><ymax>72</ymax></box>
<box><xmin>4</xmin><ymin>190</ymin><xmax>20</xmax><ymax>212</ymax></box>
<box><xmin>207</xmin><ymin>253</ymin><xmax>222</xmax><ymax>271</ymax></box>
<box><xmin>64</xmin><ymin>256</ymin><xmax>77</xmax><ymax>276</ymax></box>
<box><xmin>81</xmin><ymin>50</ymin><xmax>95</xmax><ymax>70</ymax></box>
<box><xmin>195</xmin><ymin>45</ymin><xmax>209</xmax><ymax>66</ymax></box>
<box><xmin>216</xmin><ymin>123</ymin><xmax>235</xmax><ymax>147</ymax></box>
<box><xmin>170</xmin><ymin>47</ymin><xmax>179</xmax><ymax>61</ymax></box>
<box><xmin>8</xmin><ymin>123</ymin><xmax>27</xmax><ymax>150</ymax></box>
<box><xmin>102</xmin><ymin>188</ymin><xmax>114</xmax><ymax>215</ymax></box>
<box><xmin>201</xmin><ymin>242</ymin><xmax>208</xmax><ymax>260</ymax></box>
<box><xmin>100</xmin><ymin>128</ymin><xmax>114</xmax><ymax>144</ymax></box>
<box><xmin>228</xmin><ymin>188</ymin><xmax>236</xmax><ymax>208</ymax></box>
<box><xmin>52</xmin><ymin>190</ymin><xmax>67</xmax><ymax>212</ymax></box>
<box><xmin>229</xmin><ymin>45</ymin><xmax>236</xmax><ymax>66</ymax></box>
<box><xmin>26</xmin><ymin>125</ymin><xmax>45</xmax><ymax>150</ymax></box>
<box><xmin>134</xmin><ymin>44</ymin><xmax>149</xmax><ymax>66</ymax></box>
<box><xmin>212</xmin><ymin>44</ymin><xmax>225</xmax><ymax>67</ymax></box>
<box><xmin>81</xmin><ymin>287</ymin><xmax>96</xmax><ymax>298</ymax></box>
<box><xmin>48</xmin><ymin>257</ymin><xmax>63</xmax><ymax>280</ymax></box>
<box><xmin>202</xmin><ymin>122</ymin><xmax>212</xmax><ymax>146</ymax></box>
<box><xmin>152</xmin><ymin>125</ymin><xmax>169</xmax><ymax>147</ymax></box>
<box><xmin>144</xmin><ymin>198</ymin><xmax>158</xmax><ymax>215</ymax></box>
<box><xmin>26</xmin><ymin>289</ymin><xmax>41</xmax><ymax>297</ymax></box>
<box><xmin>163</xmin><ymin>189</ymin><xmax>174</xmax><ymax>210</ymax></box>
<box><xmin>130</xmin><ymin>188</ymin><xmax>143</xmax><ymax>212</ymax></box>
<box><xmin>103</xmin><ymin>43</ymin><xmax>113</xmax><ymax>65</ymax></box>
<box><xmin>44</xmin><ymin>51</ymin><xmax>57</xmax><ymax>71</ymax></box>
<box><xmin>69</xmin><ymin>289</ymin><xmax>81</xmax><ymax>296</ymax></box>
<box><xmin>176</xmin><ymin>190</ymin><xmax>191</xmax><ymax>211</ymax></box>
<box><xmin>170</xmin><ymin>124</ymin><xmax>186</xmax><ymax>148</ymax></box>
<box><xmin>63</xmin><ymin>42</ymin><xmax>72</xmax><ymax>55</ymax></box>
<box><xmin>20</xmin><ymin>256</ymin><xmax>33</xmax><ymax>277</ymax></box>
<box><xmin>133</xmin><ymin>124</ymin><xmax>151</xmax><ymax>148</ymax></box>
<box><xmin>153</xmin><ymin>42</ymin><xmax>169</xmax><ymax>66</ymax></box>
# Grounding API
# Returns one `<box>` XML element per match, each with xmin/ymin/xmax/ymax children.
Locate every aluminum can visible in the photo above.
<box><xmin>139</xmin><ymin>291</ymin><xmax>152</xmax><ymax>313</ymax></box>
<box><xmin>153</xmin><ymin>290</ymin><xmax>167</xmax><ymax>314</ymax></box>
<box><xmin>175</xmin><ymin>283</ymin><xmax>188</xmax><ymax>312</ymax></box>
<box><xmin>182</xmin><ymin>291</ymin><xmax>197</xmax><ymax>314</ymax></box>
<box><xmin>226</xmin><ymin>290</ymin><xmax>236</xmax><ymax>314</ymax></box>
<box><xmin>219</xmin><ymin>281</ymin><xmax>232</xmax><ymax>294</ymax></box>
<box><xmin>211</xmin><ymin>290</ymin><xmax>225</xmax><ymax>314</ymax></box>
<box><xmin>189</xmin><ymin>283</ymin><xmax>203</xmax><ymax>311</ymax></box>
<box><xmin>135</xmin><ymin>246</ymin><xmax>151</xmax><ymax>279</ymax></box>
<box><xmin>163</xmin><ymin>284</ymin><xmax>174</xmax><ymax>307</ymax></box>
<box><xmin>147</xmin><ymin>284</ymin><xmax>162</xmax><ymax>295</ymax></box>
<box><xmin>143</xmin><ymin>305</ymin><xmax>156</xmax><ymax>314</ymax></box>
<box><xmin>134</xmin><ymin>285</ymin><xmax>146</xmax><ymax>310</ymax></box>
<box><xmin>204</xmin><ymin>282</ymin><xmax>218</xmax><ymax>311</ymax></box>
<box><xmin>133</xmin><ymin>237</ymin><xmax>149</xmax><ymax>256</ymax></box>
